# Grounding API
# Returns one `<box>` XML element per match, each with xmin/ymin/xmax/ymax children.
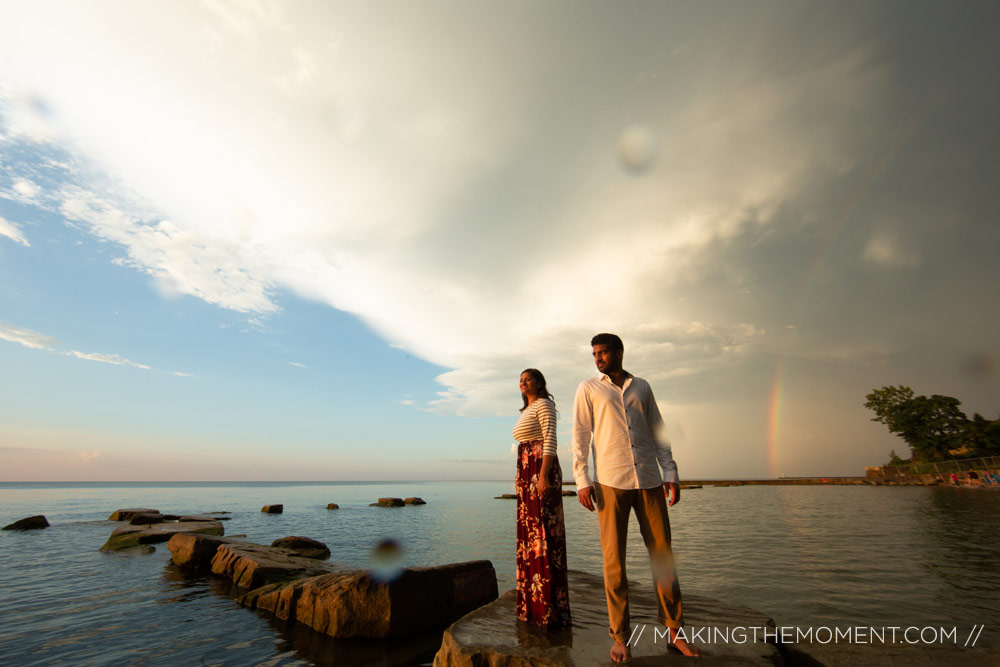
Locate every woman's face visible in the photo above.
<box><xmin>519</xmin><ymin>372</ymin><xmax>540</xmax><ymax>398</ymax></box>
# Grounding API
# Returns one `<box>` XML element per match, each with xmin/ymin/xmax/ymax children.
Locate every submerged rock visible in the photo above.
<box><xmin>433</xmin><ymin>569</ymin><xmax>781</xmax><ymax>666</ymax></box>
<box><xmin>404</xmin><ymin>497</ymin><xmax>427</xmax><ymax>505</ymax></box>
<box><xmin>128</xmin><ymin>513</ymin><xmax>164</xmax><ymax>525</ymax></box>
<box><xmin>179</xmin><ymin>514</ymin><xmax>231</xmax><ymax>522</ymax></box>
<box><xmin>370</xmin><ymin>498</ymin><xmax>405</xmax><ymax>507</ymax></box>
<box><xmin>100</xmin><ymin>520</ymin><xmax>224</xmax><ymax>553</ymax></box>
<box><xmin>2</xmin><ymin>515</ymin><xmax>50</xmax><ymax>530</ymax></box>
<box><xmin>493</xmin><ymin>494</ymin><xmax>516</xmax><ymax>500</ymax></box>
<box><xmin>326</xmin><ymin>503</ymin><xmax>339</xmax><ymax>510</ymax></box>
<box><xmin>271</xmin><ymin>536</ymin><xmax>331</xmax><ymax>560</ymax></box>
<box><xmin>261</xmin><ymin>504</ymin><xmax>284</xmax><ymax>514</ymax></box>
<box><xmin>238</xmin><ymin>560</ymin><xmax>498</xmax><ymax>639</ymax></box>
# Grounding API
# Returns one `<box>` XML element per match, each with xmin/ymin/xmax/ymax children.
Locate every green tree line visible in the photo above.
<box><xmin>864</xmin><ymin>385</ymin><xmax>1000</xmax><ymax>464</ymax></box>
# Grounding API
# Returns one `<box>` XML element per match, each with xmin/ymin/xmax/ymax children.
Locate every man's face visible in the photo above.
<box><xmin>592</xmin><ymin>343</ymin><xmax>623</xmax><ymax>375</ymax></box>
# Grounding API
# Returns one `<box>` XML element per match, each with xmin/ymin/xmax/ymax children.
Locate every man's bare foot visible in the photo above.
<box><xmin>667</xmin><ymin>628</ymin><xmax>704</xmax><ymax>657</ymax></box>
<box><xmin>610</xmin><ymin>640</ymin><xmax>631</xmax><ymax>662</ymax></box>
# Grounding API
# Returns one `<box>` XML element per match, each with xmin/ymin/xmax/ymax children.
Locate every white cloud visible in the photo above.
<box><xmin>173</xmin><ymin>371</ymin><xmax>194</xmax><ymax>377</ymax></box>
<box><xmin>12</xmin><ymin>178</ymin><xmax>40</xmax><ymax>200</ymax></box>
<box><xmin>288</xmin><ymin>362</ymin><xmax>307</xmax><ymax>368</ymax></box>
<box><xmin>0</xmin><ymin>321</ymin><xmax>56</xmax><ymax>349</ymax></box>
<box><xmin>0</xmin><ymin>215</ymin><xmax>30</xmax><ymax>246</ymax></box>
<box><xmin>0</xmin><ymin>3</ymin><xmax>889</xmax><ymax>416</ymax></box>
<box><xmin>0</xmin><ymin>320</ymin><xmax>155</xmax><ymax>370</ymax></box>
<box><xmin>68</xmin><ymin>350</ymin><xmax>151</xmax><ymax>370</ymax></box>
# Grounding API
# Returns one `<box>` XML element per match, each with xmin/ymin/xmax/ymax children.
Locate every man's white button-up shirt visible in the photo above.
<box><xmin>571</xmin><ymin>372</ymin><xmax>679</xmax><ymax>490</ymax></box>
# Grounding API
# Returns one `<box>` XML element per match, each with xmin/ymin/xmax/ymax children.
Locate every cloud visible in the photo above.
<box><xmin>0</xmin><ymin>2</ymin><xmax>955</xmax><ymax>425</ymax></box>
<box><xmin>12</xmin><ymin>178</ymin><xmax>40</xmax><ymax>200</ymax></box>
<box><xmin>288</xmin><ymin>362</ymin><xmax>307</xmax><ymax>368</ymax></box>
<box><xmin>0</xmin><ymin>319</ymin><xmax>154</xmax><ymax>370</ymax></box>
<box><xmin>68</xmin><ymin>350</ymin><xmax>151</xmax><ymax>370</ymax></box>
<box><xmin>0</xmin><ymin>215</ymin><xmax>30</xmax><ymax>246</ymax></box>
<box><xmin>173</xmin><ymin>371</ymin><xmax>194</xmax><ymax>377</ymax></box>
<box><xmin>0</xmin><ymin>320</ymin><xmax>56</xmax><ymax>349</ymax></box>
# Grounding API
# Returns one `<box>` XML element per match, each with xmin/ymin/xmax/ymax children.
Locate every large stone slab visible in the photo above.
<box><xmin>100</xmin><ymin>520</ymin><xmax>224</xmax><ymax>552</ymax></box>
<box><xmin>239</xmin><ymin>560</ymin><xmax>498</xmax><ymax>639</ymax></box>
<box><xmin>210</xmin><ymin>541</ymin><xmax>339</xmax><ymax>588</ymax></box>
<box><xmin>433</xmin><ymin>569</ymin><xmax>782</xmax><ymax>666</ymax></box>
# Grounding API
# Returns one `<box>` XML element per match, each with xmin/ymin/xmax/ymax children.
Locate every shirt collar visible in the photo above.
<box><xmin>598</xmin><ymin>370</ymin><xmax>634</xmax><ymax>382</ymax></box>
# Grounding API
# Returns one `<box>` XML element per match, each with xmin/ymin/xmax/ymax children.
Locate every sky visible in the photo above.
<box><xmin>1</xmin><ymin>1</ymin><xmax>998</xmax><ymax>481</ymax></box>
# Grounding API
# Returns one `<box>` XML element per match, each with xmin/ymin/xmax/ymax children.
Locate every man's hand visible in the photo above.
<box><xmin>578</xmin><ymin>486</ymin><xmax>595</xmax><ymax>512</ymax></box>
<box><xmin>665</xmin><ymin>482</ymin><xmax>680</xmax><ymax>507</ymax></box>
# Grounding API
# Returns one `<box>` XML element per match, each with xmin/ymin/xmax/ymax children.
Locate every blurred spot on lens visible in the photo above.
<box><xmin>961</xmin><ymin>353</ymin><xmax>995</xmax><ymax>380</ymax></box>
<box><xmin>618</xmin><ymin>125</ymin><xmax>657</xmax><ymax>173</ymax></box>
<box><xmin>370</xmin><ymin>538</ymin><xmax>404</xmax><ymax>583</ymax></box>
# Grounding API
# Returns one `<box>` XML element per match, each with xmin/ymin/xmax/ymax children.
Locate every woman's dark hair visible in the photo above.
<box><xmin>591</xmin><ymin>332</ymin><xmax>624</xmax><ymax>351</ymax></box>
<box><xmin>519</xmin><ymin>368</ymin><xmax>554</xmax><ymax>412</ymax></box>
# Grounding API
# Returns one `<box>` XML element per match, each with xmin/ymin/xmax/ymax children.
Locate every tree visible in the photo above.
<box><xmin>864</xmin><ymin>386</ymin><xmax>969</xmax><ymax>462</ymax></box>
<box><xmin>887</xmin><ymin>450</ymin><xmax>905</xmax><ymax>466</ymax></box>
<box><xmin>965</xmin><ymin>413</ymin><xmax>1000</xmax><ymax>456</ymax></box>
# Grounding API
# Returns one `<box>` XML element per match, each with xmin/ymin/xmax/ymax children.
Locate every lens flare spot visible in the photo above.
<box><xmin>617</xmin><ymin>125</ymin><xmax>657</xmax><ymax>173</ymax></box>
<box><xmin>369</xmin><ymin>538</ymin><xmax>404</xmax><ymax>582</ymax></box>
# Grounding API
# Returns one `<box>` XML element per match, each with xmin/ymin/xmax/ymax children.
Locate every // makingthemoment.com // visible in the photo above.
<box><xmin>627</xmin><ymin>624</ymin><xmax>986</xmax><ymax>647</ymax></box>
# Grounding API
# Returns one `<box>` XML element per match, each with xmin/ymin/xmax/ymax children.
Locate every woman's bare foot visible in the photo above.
<box><xmin>610</xmin><ymin>640</ymin><xmax>631</xmax><ymax>662</ymax></box>
<box><xmin>667</xmin><ymin>628</ymin><xmax>704</xmax><ymax>657</ymax></box>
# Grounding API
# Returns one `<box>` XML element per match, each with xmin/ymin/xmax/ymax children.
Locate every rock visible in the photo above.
<box><xmin>2</xmin><ymin>515</ymin><xmax>50</xmax><ymax>530</ymax></box>
<box><xmin>493</xmin><ymin>494</ymin><xmax>517</xmax><ymax>500</ymax></box>
<box><xmin>271</xmin><ymin>536</ymin><xmax>331</xmax><ymax>560</ymax></box>
<box><xmin>179</xmin><ymin>514</ymin><xmax>231</xmax><ymax>522</ymax></box>
<box><xmin>326</xmin><ymin>503</ymin><xmax>339</xmax><ymax>510</ymax></box>
<box><xmin>680</xmin><ymin>484</ymin><xmax>703</xmax><ymax>489</ymax></box>
<box><xmin>238</xmin><ymin>560</ymin><xmax>497</xmax><ymax>639</ymax></box>
<box><xmin>128</xmin><ymin>513</ymin><xmax>164</xmax><ymax>525</ymax></box>
<box><xmin>168</xmin><ymin>533</ymin><xmax>242</xmax><ymax>569</ymax></box>
<box><xmin>433</xmin><ymin>569</ymin><xmax>781</xmax><ymax>666</ymax></box>
<box><xmin>100</xmin><ymin>520</ymin><xmax>224</xmax><ymax>552</ymax></box>
<box><xmin>370</xmin><ymin>498</ymin><xmax>405</xmax><ymax>507</ymax></box>
<box><xmin>561</xmin><ymin>490</ymin><xmax>577</xmax><ymax>496</ymax></box>
<box><xmin>211</xmin><ymin>541</ymin><xmax>339</xmax><ymax>588</ymax></box>
<box><xmin>261</xmin><ymin>504</ymin><xmax>284</xmax><ymax>514</ymax></box>
<box><xmin>404</xmin><ymin>497</ymin><xmax>427</xmax><ymax>505</ymax></box>
<box><xmin>108</xmin><ymin>508</ymin><xmax>159</xmax><ymax>521</ymax></box>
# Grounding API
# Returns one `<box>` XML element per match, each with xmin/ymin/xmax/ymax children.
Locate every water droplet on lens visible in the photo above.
<box><xmin>618</xmin><ymin>125</ymin><xmax>657</xmax><ymax>173</ymax></box>
<box><xmin>369</xmin><ymin>538</ymin><xmax>404</xmax><ymax>582</ymax></box>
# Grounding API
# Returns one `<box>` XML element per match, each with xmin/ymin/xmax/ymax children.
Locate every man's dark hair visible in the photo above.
<box><xmin>590</xmin><ymin>333</ymin><xmax>624</xmax><ymax>351</ymax></box>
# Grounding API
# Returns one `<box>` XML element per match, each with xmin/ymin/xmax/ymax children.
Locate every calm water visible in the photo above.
<box><xmin>1</xmin><ymin>481</ymin><xmax>998</xmax><ymax>665</ymax></box>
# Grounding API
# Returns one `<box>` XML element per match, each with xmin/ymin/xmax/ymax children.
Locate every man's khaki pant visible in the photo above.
<box><xmin>594</xmin><ymin>482</ymin><xmax>683</xmax><ymax>642</ymax></box>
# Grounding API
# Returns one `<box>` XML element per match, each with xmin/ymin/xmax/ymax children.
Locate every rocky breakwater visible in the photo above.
<box><xmin>239</xmin><ymin>560</ymin><xmax>498</xmax><ymax>640</ymax></box>
<box><xmin>167</xmin><ymin>532</ymin><xmax>499</xmax><ymax>641</ymax></box>
<box><xmin>101</xmin><ymin>508</ymin><xmax>225</xmax><ymax>554</ymax></box>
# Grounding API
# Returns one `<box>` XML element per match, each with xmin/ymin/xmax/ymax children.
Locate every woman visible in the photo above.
<box><xmin>512</xmin><ymin>368</ymin><xmax>572</xmax><ymax>630</ymax></box>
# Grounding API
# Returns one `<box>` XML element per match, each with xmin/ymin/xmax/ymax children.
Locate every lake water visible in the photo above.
<box><xmin>1</xmin><ymin>481</ymin><xmax>998</xmax><ymax>665</ymax></box>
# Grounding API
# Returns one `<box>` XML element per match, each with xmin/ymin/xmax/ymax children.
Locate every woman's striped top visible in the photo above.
<box><xmin>512</xmin><ymin>397</ymin><xmax>558</xmax><ymax>457</ymax></box>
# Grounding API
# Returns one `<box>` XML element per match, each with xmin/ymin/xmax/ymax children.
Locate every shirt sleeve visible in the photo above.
<box><xmin>571</xmin><ymin>382</ymin><xmax>594</xmax><ymax>489</ymax></box>
<box><xmin>644</xmin><ymin>382</ymin><xmax>679</xmax><ymax>485</ymax></box>
<box><xmin>536</xmin><ymin>398</ymin><xmax>558</xmax><ymax>457</ymax></box>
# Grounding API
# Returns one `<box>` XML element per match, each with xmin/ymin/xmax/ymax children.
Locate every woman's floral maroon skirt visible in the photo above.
<box><xmin>515</xmin><ymin>439</ymin><xmax>572</xmax><ymax>630</ymax></box>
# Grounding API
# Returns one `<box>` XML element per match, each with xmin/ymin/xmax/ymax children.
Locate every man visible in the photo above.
<box><xmin>572</xmin><ymin>333</ymin><xmax>701</xmax><ymax>661</ymax></box>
